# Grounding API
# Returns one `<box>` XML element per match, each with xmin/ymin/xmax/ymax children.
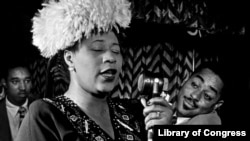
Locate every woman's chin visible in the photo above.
<box><xmin>101</xmin><ymin>88</ymin><xmax>114</xmax><ymax>94</ymax></box>
<box><xmin>96</xmin><ymin>85</ymin><xmax>115</xmax><ymax>93</ymax></box>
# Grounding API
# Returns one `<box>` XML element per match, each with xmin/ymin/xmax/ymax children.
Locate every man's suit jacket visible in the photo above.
<box><xmin>0</xmin><ymin>98</ymin><xmax>12</xmax><ymax>141</ymax></box>
<box><xmin>182</xmin><ymin>111</ymin><xmax>222</xmax><ymax>125</ymax></box>
<box><xmin>0</xmin><ymin>97</ymin><xmax>34</xmax><ymax>141</ymax></box>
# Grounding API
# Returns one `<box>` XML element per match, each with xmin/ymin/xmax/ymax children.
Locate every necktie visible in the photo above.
<box><xmin>18</xmin><ymin>106</ymin><xmax>27</xmax><ymax>127</ymax></box>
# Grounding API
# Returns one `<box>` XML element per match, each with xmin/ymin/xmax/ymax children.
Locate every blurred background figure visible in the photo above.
<box><xmin>0</xmin><ymin>60</ymin><xmax>33</xmax><ymax>141</ymax></box>
<box><xmin>0</xmin><ymin>77</ymin><xmax>6</xmax><ymax>100</ymax></box>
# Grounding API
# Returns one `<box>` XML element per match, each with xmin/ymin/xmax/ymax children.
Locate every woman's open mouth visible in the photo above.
<box><xmin>100</xmin><ymin>69</ymin><xmax>117</xmax><ymax>81</ymax></box>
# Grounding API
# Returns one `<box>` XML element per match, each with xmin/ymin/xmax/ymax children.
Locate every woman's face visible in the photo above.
<box><xmin>72</xmin><ymin>31</ymin><xmax>122</xmax><ymax>97</ymax></box>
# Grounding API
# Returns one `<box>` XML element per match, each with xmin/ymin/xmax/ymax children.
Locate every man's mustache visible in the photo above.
<box><xmin>18</xmin><ymin>91</ymin><xmax>29</xmax><ymax>94</ymax></box>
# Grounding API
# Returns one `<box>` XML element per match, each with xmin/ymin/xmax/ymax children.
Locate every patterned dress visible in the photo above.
<box><xmin>16</xmin><ymin>95</ymin><xmax>146</xmax><ymax>141</ymax></box>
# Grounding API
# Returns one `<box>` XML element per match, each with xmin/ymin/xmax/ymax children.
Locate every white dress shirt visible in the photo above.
<box><xmin>175</xmin><ymin>117</ymin><xmax>191</xmax><ymax>125</ymax></box>
<box><xmin>172</xmin><ymin>112</ymin><xmax>191</xmax><ymax>125</ymax></box>
<box><xmin>6</xmin><ymin>98</ymin><xmax>28</xmax><ymax>141</ymax></box>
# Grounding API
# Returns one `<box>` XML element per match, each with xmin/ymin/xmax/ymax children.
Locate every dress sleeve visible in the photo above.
<box><xmin>16</xmin><ymin>99</ymin><xmax>81</xmax><ymax>141</ymax></box>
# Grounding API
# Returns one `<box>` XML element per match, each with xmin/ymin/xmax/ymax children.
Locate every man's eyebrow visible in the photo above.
<box><xmin>24</xmin><ymin>76</ymin><xmax>32</xmax><ymax>80</ymax></box>
<box><xmin>196</xmin><ymin>75</ymin><xmax>204</xmax><ymax>83</ymax></box>
<box><xmin>209</xmin><ymin>86</ymin><xmax>218</xmax><ymax>95</ymax></box>
<box><xmin>9</xmin><ymin>77</ymin><xmax>19</xmax><ymax>80</ymax></box>
<box><xmin>196</xmin><ymin>74</ymin><xmax>218</xmax><ymax>94</ymax></box>
<box><xmin>9</xmin><ymin>76</ymin><xmax>31</xmax><ymax>80</ymax></box>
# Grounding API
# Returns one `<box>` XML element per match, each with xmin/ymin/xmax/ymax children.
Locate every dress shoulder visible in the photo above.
<box><xmin>16</xmin><ymin>99</ymin><xmax>80</xmax><ymax>141</ymax></box>
<box><xmin>28</xmin><ymin>99</ymin><xmax>59</xmax><ymax>116</ymax></box>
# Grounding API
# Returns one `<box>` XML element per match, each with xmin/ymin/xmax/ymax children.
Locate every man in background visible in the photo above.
<box><xmin>0</xmin><ymin>60</ymin><xmax>33</xmax><ymax>141</ymax></box>
<box><xmin>143</xmin><ymin>62</ymin><xmax>226</xmax><ymax>126</ymax></box>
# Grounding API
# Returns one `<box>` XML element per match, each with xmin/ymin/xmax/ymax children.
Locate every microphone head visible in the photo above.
<box><xmin>137</xmin><ymin>73</ymin><xmax>144</xmax><ymax>92</ymax></box>
<box><xmin>137</xmin><ymin>71</ymin><xmax>169</xmax><ymax>98</ymax></box>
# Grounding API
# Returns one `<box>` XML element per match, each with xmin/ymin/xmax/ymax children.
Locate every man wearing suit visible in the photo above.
<box><xmin>173</xmin><ymin>62</ymin><xmax>225</xmax><ymax>125</ymax></box>
<box><xmin>0</xmin><ymin>61</ymin><xmax>33</xmax><ymax>141</ymax></box>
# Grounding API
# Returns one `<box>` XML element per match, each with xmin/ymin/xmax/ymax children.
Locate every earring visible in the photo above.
<box><xmin>68</xmin><ymin>66</ymin><xmax>75</xmax><ymax>71</ymax></box>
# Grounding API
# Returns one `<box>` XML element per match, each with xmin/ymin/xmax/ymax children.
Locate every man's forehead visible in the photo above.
<box><xmin>8</xmin><ymin>67</ymin><xmax>30</xmax><ymax>78</ymax></box>
<box><xmin>193</xmin><ymin>68</ymin><xmax>224</xmax><ymax>92</ymax></box>
<box><xmin>198</xmin><ymin>69</ymin><xmax>219</xmax><ymax>80</ymax></box>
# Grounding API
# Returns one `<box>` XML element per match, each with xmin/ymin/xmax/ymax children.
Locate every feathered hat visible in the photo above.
<box><xmin>32</xmin><ymin>0</ymin><xmax>132</xmax><ymax>58</ymax></box>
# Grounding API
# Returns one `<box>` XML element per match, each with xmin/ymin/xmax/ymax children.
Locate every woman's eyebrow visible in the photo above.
<box><xmin>91</xmin><ymin>39</ymin><xmax>104</xmax><ymax>43</ymax></box>
<box><xmin>91</xmin><ymin>39</ymin><xmax>118</xmax><ymax>44</ymax></box>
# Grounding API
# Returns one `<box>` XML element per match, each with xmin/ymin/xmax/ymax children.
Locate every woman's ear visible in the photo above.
<box><xmin>64</xmin><ymin>50</ymin><xmax>74</xmax><ymax>69</ymax></box>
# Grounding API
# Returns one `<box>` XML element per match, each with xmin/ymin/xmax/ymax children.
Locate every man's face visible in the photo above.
<box><xmin>72</xmin><ymin>31</ymin><xmax>122</xmax><ymax>98</ymax></box>
<box><xmin>176</xmin><ymin>68</ymin><xmax>223</xmax><ymax>117</ymax></box>
<box><xmin>6</xmin><ymin>67</ymin><xmax>32</xmax><ymax>104</ymax></box>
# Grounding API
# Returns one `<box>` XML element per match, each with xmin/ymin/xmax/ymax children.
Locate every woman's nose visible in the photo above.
<box><xmin>102</xmin><ymin>51</ymin><xmax>116</xmax><ymax>63</ymax></box>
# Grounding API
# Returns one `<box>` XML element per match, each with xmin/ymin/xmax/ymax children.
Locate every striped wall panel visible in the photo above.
<box><xmin>29</xmin><ymin>57</ymin><xmax>48</xmax><ymax>99</ymax></box>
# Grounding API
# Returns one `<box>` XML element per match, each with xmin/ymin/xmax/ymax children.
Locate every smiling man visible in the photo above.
<box><xmin>174</xmin><ymin>62</ymin><xmax>225</xmax><ymax>125</ymax></box>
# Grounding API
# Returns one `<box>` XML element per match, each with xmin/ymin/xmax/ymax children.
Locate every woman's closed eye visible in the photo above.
<box><xmin>111</xmin><ymin>48</ymin><xmax>120</xmax><ymax>54</ymax></box>
<box><xmin>111</xmin><ymin>44</ymin><xmax>121</xmax><ymax>54</ymax></box>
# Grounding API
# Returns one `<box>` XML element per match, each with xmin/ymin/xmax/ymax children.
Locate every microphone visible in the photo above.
<box><xmin>137</xmin><ymin>71</ymin><xmax>169</xmax><ymax>141</ymax></box>
<box><xmin>138</xmin><ymin>71</ymin><xmax>169</xmax><ymax>99</ymax></box>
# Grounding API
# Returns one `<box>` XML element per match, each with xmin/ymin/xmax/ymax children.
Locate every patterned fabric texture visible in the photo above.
<box><xmin>18</xmin><ymin>106</ymin><xmax>27</xmax><ymax>127</ymax></box>
<box><xmin>43</xmin><ymin>95</ymin><xmax>143</xmax><ymax>141</ymax></box>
